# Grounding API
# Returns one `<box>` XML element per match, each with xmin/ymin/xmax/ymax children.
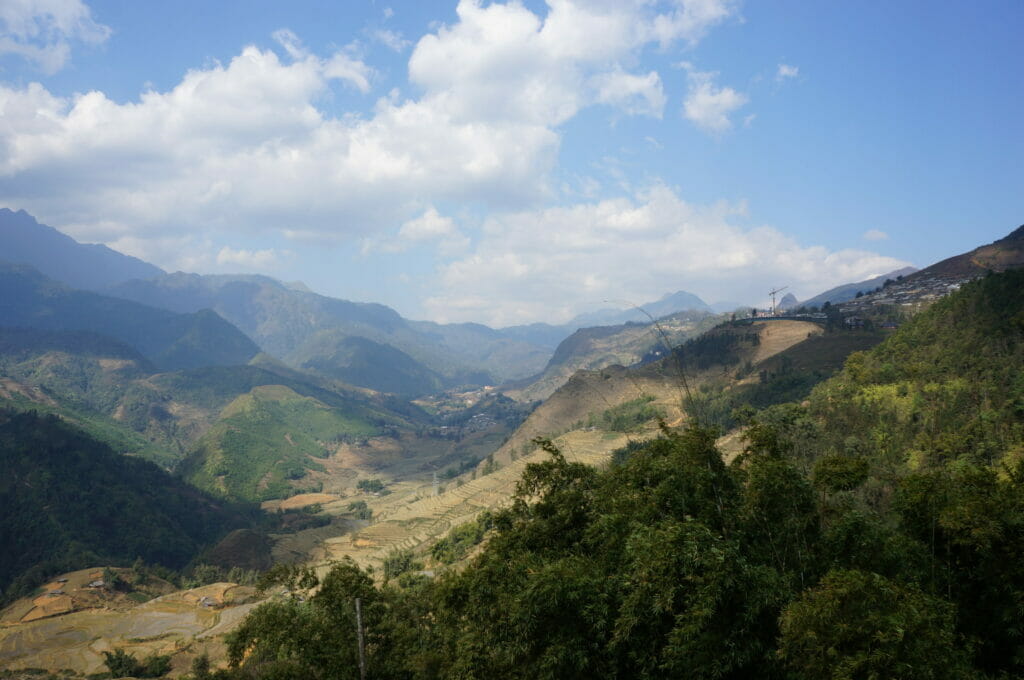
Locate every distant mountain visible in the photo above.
<box><xmin>568</xmin><ymin>290</ymin><xmax>711</xmax><ymax>328</ymax></box>
<box><xmin>839</xmin><ymin>225</ymin><xmax>1024</xmax><ymax>313</ymax></box>
<box><xmin>296</xmin><ymin>334</ymin><xmax>448</xmax><ymax>397</ymax></box>
<box><xmin>800</xmin><ymin>266</ymin><xmax>918</xmax><ymax>309</ymax></box>
<box><xmin>108</xmin><ymin>272</ymin><xmax>549</xmax><ymax>394</ymax></box>
<box><xmin>0</xmin><ymin>208</ymin><xmax>163</xmax><ymax>290</ymax></box>
<box><xmin>777</xmin><ymin>292</ymin><xmax>799</xmax><ymax>311</ymax></box>
<box><xmin>503</xmin><ymin>310</ymin><xmax>720</xmax><ymax>403</ymax></box>
<box><xmin>499</xmin><ymin>290</ymin><xmax>712</xmax><ymax>350</ymax></box>
<box><xmin>0</xmin><ymin>263</ymin><xmax>258</xmax><ymax>371</ymax></box>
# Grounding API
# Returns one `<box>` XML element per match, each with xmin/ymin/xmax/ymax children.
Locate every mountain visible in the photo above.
<box><xmin>503</xmin><ymin>310</ymin><xmax>721</xmax><ymax>403</ymax></box>
<box><xmin>906</xmin><ymin>223</ymin><xmax>1024</xmax><ymax>280</ymax></box>
<box><xmin>108</xmin><ymin>272</ymin><xmax>549</xmax><ymax>394</ymax></box>
<box><xmin>0</xmin><ymin>208</ymin><xmax>163</xmax><ymax>290</ymax></box>
<box><xmin>799</xmin><ymin>266</ymin><xmax>918</xmax><ymax>309</ymax></box>
<box><xmin>567</xmin><ymin>290</ymin><xmax>711</xmax><ymax>329</ymax></box>
<box><xmin>179</xmin><ymin>385</ymin><xmax>384</xmax><ymax>502</ymax></box>
<box><xmin>839</xmin><ymin>224</ymin><xmax>1024</xmax><ymax>313</ymax></box>
<box><xmin>295</xmin><ymin>334</ymin><xmax>448</xmax><ymax>397</ymax></box>
<box><xmin>777</xmin><ymin>292</ymin><xmax>799</xmax><ymax>311</ymax></box>
<box><xmin>499</xmin><ymin>290</ymin><xmax>713</xmax><ymax>350</ymax></box>
<box><xmin>0</xmin><ymin>263</ymin><xmax>259</xmax><ymax>371</ymax></box>
<box><xmin>0</xmin><ymin>408</ymin><xmax>253</xmax><ymax>602</ymax></box>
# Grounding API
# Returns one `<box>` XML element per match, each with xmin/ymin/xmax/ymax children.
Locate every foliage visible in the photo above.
<box><xmin>102</xmin><ymin>649</ymin><xmax>172</xmax><ymax>678</ymax></box>
<box><xmin>585</xmin><ymin>395</ymin><xmax>664</xmax><ymax>432</ymax></box>
<box><xmin>778</xmin><ymin>569</ymin><xmax>969</xmax><ymax>679</ymax></box>
<box><xmin>429</xmin><ymin>512</ymin><xmax>494</xmax><ymax>565</ymax></box>
<box><xmin>180</xmin><ymin>385</ymin><xmax>380</xmax><ymax>502</ymax></box>
<box><xmin>0</xmin><ymin>408</ymin><xmax>255</xmax><ymax>603</ymax></box>
<box><xmin>357</xmin><ymin>478</ymin><xmax>386</xmax><ymax>493</ymax></box>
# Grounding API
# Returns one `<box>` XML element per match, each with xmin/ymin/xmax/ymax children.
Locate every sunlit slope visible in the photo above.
<box><xmin>504</xmin><ymin>311</ymin><xmax>720</xmax><ymax>403</ymax></box>
<box><xmin>493</xmin><ymin>320</ymin><xmax>824</xmax><ymax>467</ymax></box>
<box><xmin>180</xmin><ymin>385</ymin><xmax>399</xmax><ymax>502</ymax></box>
<box><xmin>808</xmin><ymin>268</ymin><xmax>1024</xmax><ymax>468</ymax></box>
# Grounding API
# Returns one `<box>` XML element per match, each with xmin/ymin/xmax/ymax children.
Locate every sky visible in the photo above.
<box><xmin>0</xmin><ymin>0</ymin><xmax>1021</xmax><ymax>326</ymax></box>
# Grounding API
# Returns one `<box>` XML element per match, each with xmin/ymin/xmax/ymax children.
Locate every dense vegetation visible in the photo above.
<box><xmin>210</xmin><ymin>269</ymin><xmax>1024</xmax><ymax>679</ymax></box>
<box><xmin>584</xmin><ymin>395</ymin><xmax>664</xmax><ymax>432</ymax></box>
<box><xmin>0</xmin><ymin>409</ymin><xmax>255</xmax><ymax>603</ymax></box>
<box><xmin>180</xmin><ymin>385</ymin><xmax>381</xmax><ymax>501</ymax></box>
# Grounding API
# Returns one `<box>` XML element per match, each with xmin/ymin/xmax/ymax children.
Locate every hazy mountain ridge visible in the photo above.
<box><xmin>108</xmin><ymin>271</ymin><xmax>549</xmax><ymax>394</ymax></box>
<box><xmin>0</xmin><ymin>263</ymin><xmax>259</xmax><ymax>372</ymax></box>
<box><xmin>0</xmin><ymin>208</ymin><xmax>164</xmax><ymax>290</ymax></box>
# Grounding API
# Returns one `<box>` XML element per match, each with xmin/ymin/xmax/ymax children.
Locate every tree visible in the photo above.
<box><xmin>778</xmin><ymin>569</ymin><xmax>969</xmax><ymax>680</ymax></box>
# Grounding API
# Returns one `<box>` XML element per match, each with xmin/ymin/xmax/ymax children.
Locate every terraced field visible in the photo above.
<box><xmin>0</xmin><ymin>576</ymin><xmax>260</xmax><ymax>675</ymax></box>
<box><xmin>316</xmin><ymin>427</ymin><xmax>634</xmax><ymax>572</ymax></box>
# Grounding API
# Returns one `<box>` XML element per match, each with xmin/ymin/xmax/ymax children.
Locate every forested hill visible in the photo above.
<box><xmin>806</xmin><ymin>267</ymin><xmax>1024</xmax><ymax>467</ymax></box>
<box><xmin>0</xmin><ymin>409</ymin><xmax>255</xmax><ymax>603</ymax></box>
<box><xmin>217</xmin><ymin>268</ymin><xmax>1024</xmax><ymax>679</ymax></box>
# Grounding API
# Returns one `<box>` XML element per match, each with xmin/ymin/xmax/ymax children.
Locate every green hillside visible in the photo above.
<box><xmin>0</xmin><ymin>408</ymin><xmax>253</xmax><ymax>603</ymax></box>
<box><xmin>806</xmin><ymin>269</ymin><xmax>1024</xmax><ymax>468</ymax></box>
<box><xmin>181</xmin><ymin>385</ymin><xmax>385</xmax><ymax>502</ymax></box>
<box><xmin>222</xmin><ymin>269</ymin><xmax>1024</xmax><ymax>680</ymax></box>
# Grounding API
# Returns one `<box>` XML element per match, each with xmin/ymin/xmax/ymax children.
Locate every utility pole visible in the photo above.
<box><xmin>355</xmin><ymin>597</ymin><xmax>366</xmax><ymax>680</ymax></box>
<box><xmin>768</xmin><ymin>286</ymin><xmax>788</xmax><ymax>316</ymax></box>
<box><xmin>432</xmin><ymin>471</ymin><xmax>439</xmax><ymax>497</ymax></box>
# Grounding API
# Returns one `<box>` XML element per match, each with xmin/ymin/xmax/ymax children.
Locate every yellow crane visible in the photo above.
<box><xmin>769</xmin><ymin>286</ymin><xmax>788</xmax><ymax>316</ymax></box>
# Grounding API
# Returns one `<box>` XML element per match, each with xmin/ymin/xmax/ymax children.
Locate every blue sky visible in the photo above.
<box><xmin>0</xmin><ymin>1</ymin><xmax>1020</xmax><ymax>325</ymax></box>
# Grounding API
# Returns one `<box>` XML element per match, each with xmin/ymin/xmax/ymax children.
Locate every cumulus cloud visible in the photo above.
<box><xmin>363</xmin><ymin>206</ymin><xmax>470</xmax><ymax>256</ymax></box>
<box><xmin>0</xmin><ymin>0</ymin><xmax>739</xmax><ymax>253</ymax></box>
<box><xmin>424</xmin><ymin>185</ymin><xmax>910</xmax><ymax>326</ymax></box>
<box><xmin>0</xmin><ymin>0</ymin><xmax>110</xmax><ymax>73</ymax></box>
<box><xmin>591</xmin><ymin>69</ymin><xmax>666</xmax><ymax>118</ymax></box>
<box><xmin>863</xmin><ymin>228</ymin><xmax>889</xmax><ymax>241</ymax></box>
<box><xmin>682</xmin><ymin>63</ymin><xmax>748</xmax><ymax>134</ymax></box>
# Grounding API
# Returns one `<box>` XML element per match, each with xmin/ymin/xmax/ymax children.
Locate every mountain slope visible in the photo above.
<box><xmin>0</xmin><ymin>263</ymin><xmax>258</xmax><ymax>371</ymax></box>
<box><xmin>0</xmin><ymin>208</ymin><xmax>163</xmax><ymax>290</ymax></box>
<box><xmin>504</xmin><ymin>310</ymin><xmax>720</xmax><ymax>403</ymax></box>
<box><xmin>500</xmin><ymin>290</ymin><xmax>713</xmax><ymax>349</ymax></box>
<box><xmin>799</xmin><ymin>266</ymin><xmax>918</xmax><ymax>308</ymax></box>
<box><xmin>109</xmin><ymin>272</ymin><xmax>549</xmax><ymax>392</ymax></box>
<box><xmin>809</xmin><ymin>267</ymin><xmax>1024</xmax><ymax>467</ymax></box>
<box><xmin>179</xmin><ymin>385</ymin><xmax>386</xmax><ymax>502</ymax></box>
<box><xmin>0</xmin><ymin>408</ymin><xmax>252</xmax><ymax>601</ymax></box>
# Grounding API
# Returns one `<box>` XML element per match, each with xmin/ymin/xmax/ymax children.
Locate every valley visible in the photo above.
<box><xmin>1</xmin><ymin>212</ymin><xmax>1022</xmax><ymax>678</ymax></box>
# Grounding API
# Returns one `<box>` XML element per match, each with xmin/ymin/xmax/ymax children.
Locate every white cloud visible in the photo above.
<box><xmin>0</xmin><ymin>0</ymin><xmax>740</xmax><ymax>267</ymax></box>
<box><xmin>0</xmin><ymin>0</ymin><xmax>110</xmax><ymax>73</ymax></box>
<box><xmin>776</xmin><ymin>63</ymin><xmax>799</xmax><ymax>81</ymax></box>
<box><xmin>682</xmin><ymin>64</ymin><xmax>748</xmax><ymax>134</ymax></box>
<box><xmin>863</xmin><ymin>228</ymin><xmax>889</xmax><ymax>241</ymax></box>
<box><xmin>363</xmin><ymin>207</ymin><xmax>470</xmax><ymax>256</ymax></box>
<box><xmin>371</xmin><ymin>28</ymin><xmax>410</xmax><ymax>52</ymax></box>
<box><xmin>425</xmin><ymin>185</ymin><xmax>910</xmax><ymax>326</ymax></box>
<box><xmin>649</xmin><ymin>0</ymin><xmax>738</xmax><ymax>47</ymax></box>
<box><xmin>591</xmin><ymin>69</ymin><xmax>665</xmax><ymax>118</ymax></box>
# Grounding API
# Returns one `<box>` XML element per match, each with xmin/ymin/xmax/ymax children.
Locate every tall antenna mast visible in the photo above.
<box><xmin>768</xmin><ymin>286</ymin><xmax>788</xmax><ymax>316</ymax></box>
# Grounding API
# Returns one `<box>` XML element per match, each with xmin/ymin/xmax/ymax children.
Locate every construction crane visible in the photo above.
<box><xmin>769</xmin><ymin>286</ymin><xmax>788</xmax><ymax>316</ymax></box>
